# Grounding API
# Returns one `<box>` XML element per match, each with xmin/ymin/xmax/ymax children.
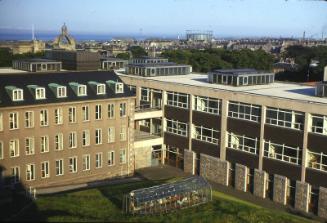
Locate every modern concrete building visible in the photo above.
<box><xmin>45</xmin><ymin>50</ymin><xmax>100</xmax><ymax>71</ymax></box>
<box><xmin>117</xmin><ymin>68</ymin><xmax>327</xmax><ymax>219</ymax></box>
<box><xmin>0</xmin><ymin>71</ymin><xmax>135</xmax><ymax>189</ymax></box>
<box><xmin>12</xmin><ymin>58</ymin><xmax>62</xmax><ymax>72</ymax></box>
<box><xmin>186</xmin><ymin>30</ymin><xmax>213</xmax><ymax>42</ymax></box>
<box><xmin>101</xmin><ymin>57</ymin><xmax>128</xmax><ymax>70</ymax></box>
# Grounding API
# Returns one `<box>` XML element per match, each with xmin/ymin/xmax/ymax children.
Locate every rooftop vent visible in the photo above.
<box><xmin>69</xmin><ymin>82</ymin><xmax>87</xmax><ymax>97</ymax></box>
<box><xmin>88</xmin><ymin>81</ymin><xmax>106</xmax><ymax>95</ymax></box>
<box><xmin>5</xmin><ymin>86</ymin><xmax>24</xmax><ymax>102</ymax></box>
<box><xmin>27</xmin><ymin>85</ymin><xmax>46</xmax><ymax>100</ymax></box>
<box><xmin>316</xmin><ymin>66</ymin><xmax>327</xmax><ymax>97</ymax></box>
<box><xmin>106</xmin><ymin>80</ymin><xmax>124</xmax><ymax>94</ymax></box>
<box><xmin>48</xmin><ymin>83</ymin><xmax>67</xmax><ymax>98</ymax></box>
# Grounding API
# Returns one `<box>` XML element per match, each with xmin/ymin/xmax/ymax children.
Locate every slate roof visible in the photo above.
<box><xmin>0</xmin><ymin>71</ymin><xmax>135</xmax><ymax>108</ymax></box>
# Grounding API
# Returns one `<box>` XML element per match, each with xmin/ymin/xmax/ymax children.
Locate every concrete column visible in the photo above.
<box><xmin>135</xmin><ymin>86</ymin><xmax>141</xmax><ymax>108</ymax></box>
<box><xmin>200</xmin><ymin>154</ymin><xmax>229</xmax><ymax>186</ymax></box>
<box><xmin>253</xmin><ymin>169</ymin><xmax>268</xmax><ymax>198</ymax></box>
<box><xmin>189</xmin><ymin>94</ymin><xmax>194</xmax><ymax>151</ymax></box>
<box><xmin>184</xmin><ymin>149</ymin><xmax>195</xmax><ymax>175</ymax></box>
<box><xmin>301</xmin><ymin>112</ymin><xmax>309</xmax><ymax>182</ymax></box>
<box><xmin>235</xmin><ymin>164</ymin><xmax>248</xmax><ymax>192</ymax></box>
<box><xmin>259</xmin><ymin>106</ymin><xmax>266</xmax><ymax>170</ymax></box>
<box><xmin>150</xmin><ymin>89</ymin><xmax>154</xmax><ymax>108</ymax></box>
<box><xmin>294</xmin><ymin>181</ymin><xmax>310</xmax><ymax>213</ymax></box>
<box><xmin>220</xmin><ymin>99</ymin><xmax>228</xmax><ymax>160</ymax></box>
<box><xmin>318</xmin><ymin>187</ymin><xmax>327</xmax><ymax>219</ymax></box>
<box><xmin>273</xmin><ymin>174</ymin><xmax>288</xmax><ymax>205</ymax></box>
<box><xmin>161</xmin><ymin>90</ymin><xmax>167</xmax><ymax>165</ymax></box>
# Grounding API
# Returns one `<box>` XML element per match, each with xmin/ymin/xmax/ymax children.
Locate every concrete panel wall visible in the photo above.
<box><xmin>254</xmin><ymin>169</ymin><xmax>267</xmax><ymax>198</ymax></box>
<box><xmin>235</xmin><ymin>164</ymin><xmax>248</xmax><ymax>192</ymax></box>
<box><xmin>273</xmin><ymin>174</ymin><xmax>288</xmax><ymax>205</ymax></box>
<box><xmin>294</xmin><ymin>181</ymin><xmax>310</xmax><ymax>213</ymax></box>
<box><xmin>184</xmin><ymin>150</ymin><xmax>195</xmax><ymax>175</ymax></box>
<box><xmin>200</xmin><ymin>154</ymin><xmax>229</xmax><ymax>186</ymax></box>
<box><xmin>318</xmin><ymin>187</ymin><xmax>327</xmax><ymax>219</ymax></box>
<box><xmin>134</xmin><ymin>147</ymin><xmax>152</xmax><ymax>169</ymax></box>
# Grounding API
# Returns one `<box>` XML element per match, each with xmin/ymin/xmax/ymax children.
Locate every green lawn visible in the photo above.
<box><xmin>6</xmin><ymin>179</ymin><xmax>316</xmax><ymax>223</ymax></box>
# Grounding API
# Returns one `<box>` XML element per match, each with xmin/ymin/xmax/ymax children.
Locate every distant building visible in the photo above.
<box><xmin>45</xmin><ymin>50</ymin><xmax>100</xmax><ymax>71</ymax></box>
<box><xmin>101</xmin><ymin>57</ymin><xmax>128</xmax><ymax>70</ymax></box>
<box><xmin>53</xmin><ymin>24</ymin><xmax>76</xmax><ymax>51</ymax></box>
<box><xmin>0</xmin><ymin>40</ymin><xmax>45</xmax><ymax>55</ymax></box>
<box><xmin>186</xmin><ymin>30</ymin><xmax>213</xmax><ymax>42</ymax></box>
<box><xmin>12</xmin><ymin>58</ymin><xmax>62</xmax><ymax>72</ymax></box>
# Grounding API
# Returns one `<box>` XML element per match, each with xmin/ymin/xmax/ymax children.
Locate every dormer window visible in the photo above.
<box><xmin>106</xmin><ymin>80</ymin><xmax>124</xmax><ymax>94</ymax></box>
<box><xmin>13</xmin><ymin>89</ymin><xmax>24</xmax><ymax>101</ymax></box>
<box><xmin>97</xmin><ymin>84</ymin><xmax>106</xmax><ymax>95</ymax></box>
<box><xmin>36</xmin><ymin>88</ymin><xmax>46</xmax><ymax>100</ymax></box>
<box><xmin>78</xmin><ymin>85</ymin><xmax>87</xmax><ymax>96</ymax></box>
<box><xmin>116</xmin><ymin>83</ymin><xmax>124</xmax><ymax>94</ymax></box>
<box><xmin>57</xmin><ymin>86</ymin><xmax>67</xmax><ymax>98</ymax></box>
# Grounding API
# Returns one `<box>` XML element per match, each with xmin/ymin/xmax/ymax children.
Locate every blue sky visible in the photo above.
<box><xmin>0</xmin><ymin>0</ymin><xmax>326</xmax><ymax>38</ymax></box>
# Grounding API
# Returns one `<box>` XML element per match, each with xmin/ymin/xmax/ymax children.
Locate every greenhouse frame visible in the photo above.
<box><xmin>123</xmin><ymin>176</ymin><xmax>212</xmax><ymax>215</ymax></box>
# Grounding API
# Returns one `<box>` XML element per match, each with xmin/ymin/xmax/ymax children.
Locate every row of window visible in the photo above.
<box><xmin>0</xmin><ymin>127</ymin><xmax>126</xmax><ymax>159</ymax></box>
<box><xmin>9</xmin><ymin>150</ymin><xmax>126</xmax><ymax>182</ymax></box>
<box><xmin>0</xmin><ymin>103</ymin><xmax>126</xmax><ymax>131</ymax></box>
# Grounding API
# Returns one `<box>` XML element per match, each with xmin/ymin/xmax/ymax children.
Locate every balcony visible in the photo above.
<box><xmin>134</xmin><ymin>130</ymin><xmax>163</xmax><ymax>148</ymax></box>
<box><xmin>135</xmin><ymin>103</ymin><xmax>163</xmax><ymax>120</ymax></box>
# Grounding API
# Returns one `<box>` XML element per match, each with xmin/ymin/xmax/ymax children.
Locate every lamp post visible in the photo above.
<box><xmin>307</xmin><ymin>59</ymin><xmax>319</xmax><ymax>82</ymax></box>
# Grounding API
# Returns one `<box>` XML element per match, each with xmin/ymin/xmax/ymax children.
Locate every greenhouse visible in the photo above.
<box><xmin>123</xmin><ymin>176</ymin><xmax>212</xmax><ymax>215</ymax></box>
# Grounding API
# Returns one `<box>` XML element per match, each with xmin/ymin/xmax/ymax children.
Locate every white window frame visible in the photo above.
<box><xmin>55</xmin><ymin>133</ymin><xmax>64</xmax><ymax>151</ymax></box>
<box><xmin>54</xmin><ymin>108</ymin><xmax>63</xmax><ymax>125</ymax></box>
<box><xmin>9</xmin><ymin>139</ymin><xmax>19</xmax><ymax>158</ymax></box>
<box><xmin>193</xmin><ymin>125</ymin><xmax>219</xmax><ymax>144</ymax></box>
<box><xmin>82</xmin><ymin>154</ymin><xmax>91</xmax><ymax>171</ymax></box>
<box><xmin>40</xmin><ymin>109</ymin><xmax>48</xmax><ymax>126</ymax></box>
<box><xmin>57</xmin><ymin>86</ymin><xmax>67</xmax><ymax>98</ymax></box>
<box><xmin>97</xmin><ymin>84</ymin><xmax>106</xmax><ymax>95</ymax></box>
<box><xmin>228</xmin><ymin>101</ymin><xmax>261</xmax><ymax>122</ymax></box>
<box><xmin>78</xmin><ymin>85</ymin><xmax>87</xmax><ymax>96</ymax></box>
<box><xmin>35</xmin><ymin>87</ymin><xmax>46</xmax><ymax>100</ymax></box>
<box><xmin>11</xmin><ymin>166</ymin><xmax>20</xmax><ymax>184</ymax></box>
<box><xmin>166</xmin><ymin>119</ymin><xmax>188</xmax><ymax>137</ymax></box>
<box><xmin>9</xmin><ymin>112</ymin><xmax>19</xmax><ymax>130</ymax></box>
<box><xmin>141</xmin><ymin>87</ymin><xmax>150</xmax><ymax>102</ymax></box>
<box><xmin>108</xmin><ymin>127</ymin><xmax>115</xmax><ymax>143</ymax></box>
<box><xmin>12</xmin><ymin>89</ymin><xmax>24</xmax><ymax>101</ymax></box>
<box><xmin>119</xmin><ymin>103</ymin><xmax>126</xmax><ymax>117</ymax></box>
<box><xmin>95</xmin><ymin>128</ymin><xmax>102</xmax><ymax>145</ymax></box>
<box><xmin>69</xmin><ymin>132</ymin><xmax>77</xmax><ymax>148</ymax></box>
<box><xmin>55</xmin><ymin>159</ymin><xmax>64</xmax><ymax>176</ymax></box>
<box><xmin>311</xmin><ymin>114</ymin><xmax>327</xmax><ymax>135</ymax></box>
<box><xmin>108</xmin><ymin>103</ymin><xmax>115</xmax><ymax>119</ymax></box>
<box><xmin>167</xmin><ymin>92</ymin><xmax>189</xmax><ymax>109</ymax></box>
<box><xmin>41</xmin><ymin>161</ymin><xmax>50</xmax><ymax>178</ymax></box>
<box><xmin>120</xmin><ymin>149</ymin><xmax>126</xmax><ymax>164</ymax></box>
<box><xmin>69</xmin><ymin>156</ymin><xmax>78</xmax><ymax>173</ymax></box>
<box><xmin>25</xmin><ymin>111</ymin><xmax>34</xmax><ymax>128</ymax></box>
<box><xmin>82</xmin><ymin>130</ymin><xmax>90</xmax><ymax>147</ymax></box>
<box><xmin>95</xmin><ymin>152</ymin><xmax>103</xmax><ymax>168</ymax></box>
<box><xmin>264</xmin><ymin>141</ymin><xmax>301</xmax><ymax>165</ymax></box>
<box><xmin>115</xmin><ymin>83</ymin><xmax>124</xmax><ymax>94</ymax></box>
<box><xmin>40</xmin><ymin>135</ymin><xmax>49</xmax><ymax>153</ymax></box>
<box><xmin>120</xmin><ymin>126</ymin><xmax>127</xmax><ymax>141</ymax></box>
<box><xmin>26</xmin><ymin>163</ymin><xmax>35</xmax><ymax>181</ymax></box>
<box><xmin>25</xmin><ymin>137</ymin><xmax>35</xmax><ymax>155</ymax></box>
<box><xmin>266</xmin><ymin>107</ymin><xmax>304</xmax><ymax>130</ymax></box>
<box><xmin>0</xmin><ymin>112</ymin><xmax>3</xmax><ymax>131</ymax></box>
<box><xmin>108</xmin><ymin>151</ymin><xmax>115</xmax><ymax>166</ymax></box>
<box><xmin>68</xmin><ymin>107</ymin><xmax>77</xmax><ymax>123</ymax></box>
<box><xmin>0</xmin><ymin>141</ymin><xmax>3</xmax><ymax>159</ymax></box>
<box><xmin>95</xmin><ymin>104</ymin><xmax>102</xmax><ymax>120</ymax></box>
<box><xmin>82</xmin><ymin>105</ymin><xmax>89</xmax><ymax>122</ymax></box>
<box><xmin>194</xmin><ymin>96</ymin><xmax>221</xmax><ymax>115</ymax></box>
<box><xmin>227</xmin><ymin>132</ymin><xmax>258</xmax><ymax>155</ymax></box>
<box><xmin>307</xmin><ymin>150</ymin><xmax>327</xmax><ymax>172</ymax></box>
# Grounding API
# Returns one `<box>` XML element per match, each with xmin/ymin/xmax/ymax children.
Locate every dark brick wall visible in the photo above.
<box><xmin>226</xmin><ymin>149</ymin><xmax>259</xmax><ymax>169</ymax></box>
<box><xmin>192</xmin><ymin>139</ymin><xmax>220</xmax><ymax>158</ymax></box>
<box><xmin>263</xmin><ymin>157</ymin><xmax>302</xmax><ymax>181</ymax></box>
<box><xmin>307</xmin><ymin>133</ymin><xmax>327</xmax><ymax>153</ymax></box>
<box><xmin>165</xmin><ymin>106</ymin><xmax>189</xmax><ymax>123</ymax></box>
<box><xmin>264</xmin><ymin>124</ymin><xmax>304</xmax><ymax>147</ymax></box>
<box><xmin>192</xmin><ymin>111</ymin><xmax>221</xmax><ymax>129</ymax></box>
<box><xmin>305</xmin><ymin>168</ymin><xmax>327</xmax><ymax>188</ymax></box>
<box><xmin>227</xmin><ymin>118</ymin><xmax>260</xmax><ymax>138</ymax></box>
<box><xmin>164</xmin><ymin>132</ymin><xmax>189</xmax><ymax>150</ymax></box>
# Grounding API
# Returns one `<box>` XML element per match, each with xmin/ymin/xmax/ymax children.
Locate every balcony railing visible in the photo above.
<box><xmin>135</xmin><ymin>103</ymin><xmax>162</xmax><ymax>112</ymax></box>
<box><xmin>134</xmin><ymin>130</ymin><xmax>162</xmax><ymax>141</ymax></box>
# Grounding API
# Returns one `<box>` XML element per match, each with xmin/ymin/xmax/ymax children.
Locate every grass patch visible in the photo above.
<box><xmin>6</xmin><ymin>179</ymin><xmax>316</xmax><ymax>223</ymax></box>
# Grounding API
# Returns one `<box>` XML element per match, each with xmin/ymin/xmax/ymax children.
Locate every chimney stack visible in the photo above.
<box><xmin>324</xmin><ymin>66</ymin><xmax>327</xmax><ymax>82</ymax></box>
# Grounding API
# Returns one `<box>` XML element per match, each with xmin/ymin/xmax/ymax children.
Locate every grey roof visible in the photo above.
<box><xmin>0</xmin><ymin>71</ymin><xmax>134</xmax><ymax>107</ymax></box>
<box><xmin>13</xmin><ymin>58</ymin><xmax>61</xmax><ymax>63</ymax></box>
<box><xmin>212</xmin><ymin>69</ymin><xmax>272</xmax><ymax>76</ymax></box>
<box><xmin>127</xmin><ymin>62</ymin><xmax>191</xmax><ymax>68</ymax></box>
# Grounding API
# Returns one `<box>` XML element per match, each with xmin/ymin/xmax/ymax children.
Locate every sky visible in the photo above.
<box><xmin>0</xmin><ymin>0</ymin><xmax>327</xmax><ymax>38</ymax></box>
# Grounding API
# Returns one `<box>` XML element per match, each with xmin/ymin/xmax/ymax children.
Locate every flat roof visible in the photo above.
<box><xmin>0</xmin><ymin>68</ymin><xmax>27</xmax><ymax>74</ymax></box>
<box><xmin>127</xmin><ymin>62</ymin><xmax>191</xmax><ymax>68</ymax></box>
<box><xmin>13</xmin><ymin>58</ymin><xmax>60</xmax><ymax>63</ymax></box>
<box><xmin>211</xmin><ymin>69</ymin><xmax>272</xmax><ymax>76</ymax></box>
<box><xmin>117</xmin><ymin>72</ymin><xmax>327</xmax><ymax>105</ymax></box>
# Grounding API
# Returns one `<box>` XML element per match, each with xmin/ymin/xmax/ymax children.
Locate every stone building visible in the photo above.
<box><xmin>0</xmin><ymin>71</ymin><xmax>135</xmax><ymax>189</ymax></box>
<box><xmin>0</xmin><ymin>40</ymin><xmax>45</xmax><ymax>55</ymax></box>
<box><xmin>53</xmin><ymin>24</ymin><xmax>76</xmax><ymax>51</ymax></box>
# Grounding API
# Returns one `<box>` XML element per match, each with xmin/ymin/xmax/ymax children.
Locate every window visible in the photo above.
<box><xmin>166</xmin><ymin>119</ymin><xmax>188</xmax><ymax>137</ymax></box>
<box><xmin>78</xmin><ymin>85</ymin><xmax>87</xmax><ymax>96</ymax></box>
<box><xmin>69</xmin><ymin>132</ymin><xmax>77</xmax><ymax>148</ymax></box>
<box><xmin>40</xmin><ymin>136</ymin><xmax>49</xmax><ymax>153</ymax></box>
<box><xmin>26</xmin><ymin>164</ymin><xmax>35</xmax><ymax>181</ymax></box>
<box><xmin>55</xmin><ymin>108</ymin><xmax>63</xmax><ymax>125</ymax></box>
<box><xmin>193</xmin><ymin>125</ymin><xmax>219</xmax><ymax>144</ymax></box>
<box><xmin>108</xmin><ymin>103</ymin><xmax>115</xmax><ymax>119</ymax></box>
<box><xmin>266</xmin><ymin>107</ymin><xmax>304</xmax><ymax>130</ymax></box>
<box><xmin>108</xmin><ymin>127</ymin><xmax>115</xmax><ymax>143</ymax></box>
<box><xmin>95</xmin><ymin>153</ymin><xmax>103</xmax><ymax>168</ymax></box>
<box><xmin>82</xmin><ymin>130</ymin><xmax>90</xmax><ymax>147</ymax></box>
<box><xmin>0</xmin><ymin>112</ymin><xmax>3</xmax><ymax>131</ymax></box>
<box><xmin>0</xmin><ymin>141</ymin><xmax>3</xmax><ymax>159</ymax></box>
<box><xmin>311</xmin><ymin>115</ymin><xmax>327</xmax><ymax>135</ymax></box>
<box><xmin>9</xmin><ymin>112</ymin><xmax>19</xmax><ymax>130</ymax></box>
<box><xmin>108</xmin><ymin>151</ymin><xmax>115</xmax><ymax>166</ymax></box>
<box><xmin>120</xmin><ymin>126</ymin><xmax>126</xmax><ymax>141</ymax></box>
<box><xmin>35</xmin><ymin>88</ymin><xmax>46</xmax><ymax>100</ymax></box>
<box><xmin>227</xmin><ymin>132</ymin><xmax>258</xmax><ymax>154</ymax></box>
<box><xmin>119</xmin><ymin>103</ymin><xmax>126</xmax><ymax>117</ymax></box>
<box><xmin>307</xmin><ymin>150</ymin><xmax>327</xmax><ymax>172</ymax></box>
<box><xmin>141</xmin><ymin>87</ymin><xmax>150</xmax><ymax>101</ymax></box>
<box><xmin>264</xmin><ymin>141</ymin><xmax>301</xmax><ymax>165</ymax></box>
<box><xmin>68</xmin><ymin>107</ymin><xmax>77</xmax><ymax>123</ymax></box>
<box><xmin>41</xmin><ymin>161</ymin><xmax>50</xmax><ymax>178</ymax></box>
<box><xmin>82</xmin><ymin>106</ymin><xmax>89</xmax><ymax>121</ymax></box>
<box><xmin>25</xmin><ymin>111</ymin><xmax>34</xmax><ymax>128</ymax></box>
<box><xmin>55</xmin><ymin>159</ymin><xmax>64</xmax><ymax>176</ymax></box>
<box><xmin>228</xmin><ymin>101</ymin><xmax>261</xmax><ymax>122</ymax></box>
<box><xmin>9</xmin><ymin>139</ymin><xmax>19</xmax><ymax>157</ymax></box>
<box><xmin>12</xmin><ymin>89</ymin><xmax>24</xmax><ymax>101</ymax></box>
<box><xmin>115</xmin><ymin>83</ymin><xmax>124</xmax><ymax>93</ymax></box>
<box><xmin>95</xmin><ymin>104</ymin><xmax>102</xmax><ymax>120</ymax></box>
<box><xmin>194</xmin><ymin>96</ymin><xmax>221</xmax><ymax>115</ymax></box>
<box><xmin>167</xmin><ymin>92</ymin><xmax>189</xmax><ymax>109</ymax></box>
<box><xmin>83</xmin><ymin>154</ymin><xmax>91</xmax><ymax>171</ymax></box>
<box><xmin>25</xmin><ymin>137</ymin><xmax>35</xmax><ymax>155</ymax></box>
<box><xmin>69</xmin><ymin>157</ymin><xmax>78</xmax><ymax>173</ymax></box>
<box><xmin>57</xmin><ymin>86</ymin><xmax>67</xmax><ymax>98</ymax></box>
<box><xmin>55</xmin><ymin>133</ymin><xmax>63</xmax><ymax>151</ymax></box>
<box><xmin>95</xmin><ymin>129</ymin><xmax>102</xmax><ymax>145</ymax></box>
<box><xmin>97</xmin><ymin>84</ymin><xmax>106</xmax><ymax>95</ymax></box>
<box><xmin>40</xmin><ymin>109</ymin><xmax>48</xmax><ymax>126</ymax></box>
<box><xmin>11</xmin><ymin>166</ymin><xmax>20</xmax><ymax>184</ymax></box>
<box><xmin>120</xmin><ymin>149</ymin><xmax>126</xmax><ymax>164</ymax></box>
